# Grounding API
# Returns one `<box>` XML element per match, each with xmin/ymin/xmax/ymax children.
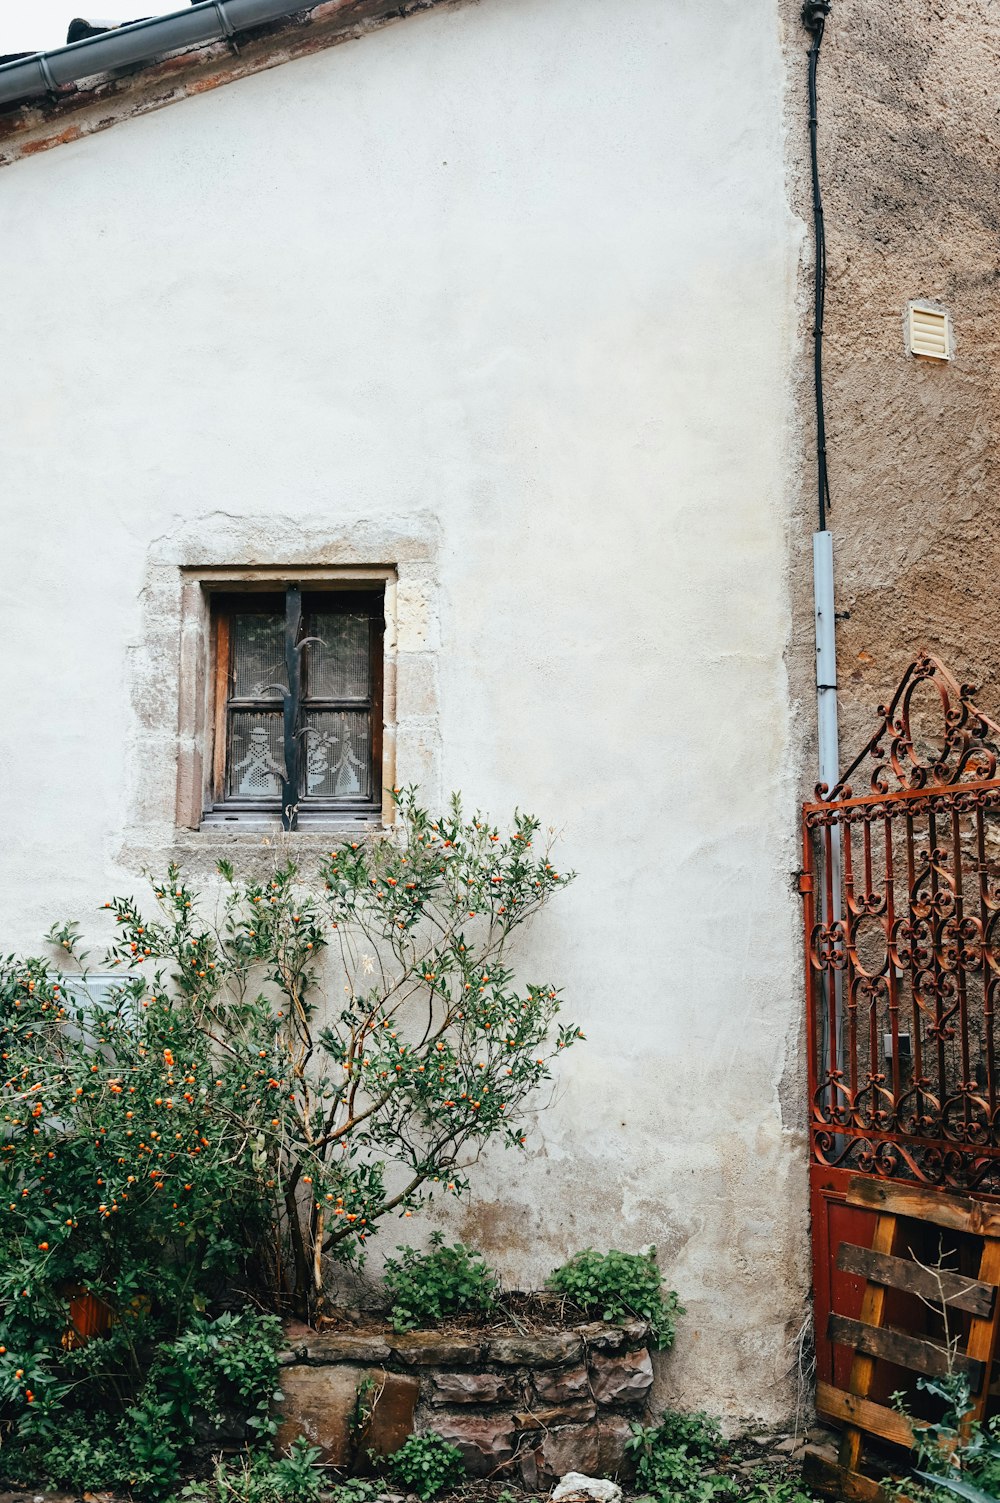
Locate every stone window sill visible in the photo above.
<box><xmin>120</xmin><ymin>824</ymin><xmax>390</xmax><ymax>879</ymax></box>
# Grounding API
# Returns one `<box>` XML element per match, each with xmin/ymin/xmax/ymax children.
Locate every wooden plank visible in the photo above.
<box><xmin>803</xmin><ymin>1449</ymin><xmax>908</xmax><ymax>1503</ymax></box>
<box><xmin>837</xmin><ymin>1243</ymin><xmax>997</xmax><ymax>1317</ymax></box>
<box><xmin>211</xmin><ymin>608</ymin><xmax>230</xmax><ymax>803</ymax></box>
<box><xmin>812</xmin><ymin>1166</ymin><xmax>885</xmax><ymax>1389</ymax></box>
<box><xmin>816</xmin><ymin>1381</ymin><xmax>917</xmax><ymax>1449</ymax></box>
<box><xmin>839</xmin><ymin>1212</ymin><xmax>900</xmax><ymax>1473</ymax></box>
<box><xmin>846</xmin><ymin>1176</ymin><xmax>1000</xmax><ymax>1238</ymax></box>
<box><xmin>963</xmin><ymin>1236</ymin><xmax>1000</xmax><ymax>1428</ymax></box>
<box><xmin>369</xmin><ymin>609</ymin><xmax>385</xmax><ymax>814</ymax></box>
<box><xmin>829</xmin><ymin>1315</ymin><xmax>985</xmax><ymax>1389</ymax></box>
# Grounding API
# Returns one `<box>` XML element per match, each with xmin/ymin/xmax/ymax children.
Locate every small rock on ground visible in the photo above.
<box><xmin>552</xmin><ymin>1474</ymin><xmax>623</xmax><ymax>1503</ymax></box>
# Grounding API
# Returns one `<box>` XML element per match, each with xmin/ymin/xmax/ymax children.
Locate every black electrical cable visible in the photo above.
<box><xmin>803</xmin><ymin>0</ymin><xmax>832</xmax><ymax>532</ymax></box>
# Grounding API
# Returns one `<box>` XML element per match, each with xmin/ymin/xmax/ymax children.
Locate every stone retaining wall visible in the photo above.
<box><xmin>276</xmin><ymin>1320</ymin><xmax>654</xmax><ymax>1488</ymax></box>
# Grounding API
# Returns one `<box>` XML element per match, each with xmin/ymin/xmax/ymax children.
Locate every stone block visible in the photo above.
<box><xmin>484</xmin><ymin>1332</ymin><xmax>583</xmax><ymax>1367</ymax></box>
<box><xmin>588</xmin><ymin>1348</ymin><xmax>653</xmax><ymax>1406</ymax></box>
<box><xmin>515</xmin><ymin>1401</ymin><xmax>597</xmax><ymax>1428</ymax></box>
<box><xmin>276</xmin><ymin>1364</ymin><xmax>362</xmax><ymax>1464</ymax></box>
<box><xmin>395</xmin><ymin>652</ymin><xmax>439</xmax><ymax>719</ymax></box>
<box><xmin>538</xmin><ymin>1423</ymin><xmax>601</xmax><ymax>1481</ymax></box>
<box><xmin>306</xmin><ymin>1331</ymin><xmax>392</xmax><ymax>1365</ymax></box>
<box><xmin>519</xmin><ymin>1446</ymin><xmax>541</xmax><ymax>1491</ymax></box>
<box><xmin>428</xmin><ymin>1370</ymin><xmax>520</xmax><ymax>1406</ymax></box>
<box><xmin>577</xmin><ymin>1322</ymin><xmax>625</xmax><ymax>1353</ymax></box>
<box><xmin>389</xmin><ymin>1332</ymin><xmax>482</xmax><ymax>1367</ymax></box>
<box><xmin>427</xmin><ymin>1413</ymin><xmax>518</xmax><ymax>1476</ymax></box>
<box><xmin>278</xmin><ymin>1364</ymin><xmax>417</xmax><ymax>1465</ymax></box>
<box><xmin>361</xmin><ymin>1371</ymin><xmax>420</xmax><ymax>1457</ymax></box>
<box><xmin>395</xmin><ymin>579</ymin><xmax>433</xmax><ymax>652</ymax></box>
<box><xmin>597</xmin><ymin>1415</ymin><xmax>636</xmax><ymax>1478</ymax></box>
<box><xmin>532</xmin><ymin>1363</ymin><xmax>591</xmax><ymax>1403</ymax></box>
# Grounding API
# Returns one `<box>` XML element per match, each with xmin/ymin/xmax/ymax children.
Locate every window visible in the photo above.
<box><xmin>204</xmin><ymin>585</ymin><xmax>384</xmax><ymax>829</ymax></box>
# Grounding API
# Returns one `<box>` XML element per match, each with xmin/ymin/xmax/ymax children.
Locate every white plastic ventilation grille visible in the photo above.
<box><xmin>908</xmin><ymin>304</ymin><xmax>951</xmax><ymax>360</ymax></box>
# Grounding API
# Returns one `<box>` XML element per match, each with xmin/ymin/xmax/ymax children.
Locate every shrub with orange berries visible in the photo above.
<box><xmin>0</xmin><ymin>788</ymin><xmax>581</xmax><ymax>1465</ymax></box>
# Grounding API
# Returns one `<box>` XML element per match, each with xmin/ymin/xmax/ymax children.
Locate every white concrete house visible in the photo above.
<box><xmin>0</xmin><ymin>0</ymin><xmax>807</xmax><ymax>1424</ymax></box>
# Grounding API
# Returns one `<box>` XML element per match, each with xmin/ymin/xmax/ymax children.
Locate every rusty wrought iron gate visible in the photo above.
<box><xmin>802</xmin><ymin>654</ymin><xmax>1000</xmax><ymax>1390</ymax></box>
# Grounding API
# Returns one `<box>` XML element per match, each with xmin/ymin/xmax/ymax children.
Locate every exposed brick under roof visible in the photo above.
<box><xmin>0</xmin><ymin>0</ymin><xmax>460</xmax><ymax>168</ymax></box>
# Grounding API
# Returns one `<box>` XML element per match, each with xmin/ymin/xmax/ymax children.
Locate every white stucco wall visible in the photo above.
<box><xmin>0</xmin><ymin>0</ymin><xmax>807</xmax><ymax>1423</ymax></box>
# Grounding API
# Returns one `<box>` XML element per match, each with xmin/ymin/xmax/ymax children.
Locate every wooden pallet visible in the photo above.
<box><xmin>805</xmin><ymin>1176</ymin><xmax>1000</xmax><ymax>1502</ymax></box>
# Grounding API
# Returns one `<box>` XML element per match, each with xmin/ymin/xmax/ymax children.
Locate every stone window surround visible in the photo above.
<box><xmin>120</xmin><ymin>515</ymin><xmax>442</xmax><ymax>877</ymax></box>
<box><xmin>176</xmin><ymin>564</ymin><xmax>399</xmax><ymax>831</ymax></box>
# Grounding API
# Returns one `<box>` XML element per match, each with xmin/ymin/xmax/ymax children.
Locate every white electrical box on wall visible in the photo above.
<box><xmin>906</xmin><ymin>301</ymin><xmax>952</xmax><ymax>360</ymax></box>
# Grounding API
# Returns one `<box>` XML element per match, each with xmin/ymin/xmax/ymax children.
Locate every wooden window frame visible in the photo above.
<box><xmin>205</xmin><ymin>584</ymin><xmax>385</xmax><ymax>830</ymax></box>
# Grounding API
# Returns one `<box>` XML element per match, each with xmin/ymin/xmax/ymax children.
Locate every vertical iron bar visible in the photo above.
<box><xmin>905</xmin><ymin>810</ymin><xmax>924</xmax><ymax>1108</ymax></box>
<box><xmin>861</xmin><ymin>819</ymin><xmax>879</xmax><ymax>1095</ymax></box>
<box><xmin>884</xmin><ymin>814</ymin><xmax>901</xmax><ymax>1113</ymax></box>
<box><xmin>824</xmin><ymin>821</ymin><xmax>838</xmax><ymax>1104</ymax></box>
<box><xmin>282</xmin><ymin>585</ymin><xmax>302</xmax><ymax>832</ymax></box>
<box><xmin>953</xmin><ymin>807</ymin><xmax>971</xmax><ymax>1127</ymax></box>
<box><xmin>862</xmin><ymin>817</ymin><xmax>873</xmax><ymax>898</ymax></box>
<box><xmin>929</xmin><ymin>807</ymin><xmax>947</xmax><ymax>1115</ymax></box>
<box><xmin>978</xmin><ymin>807</ymin><xmax>996</xmax><ymax>1116</ymax></box>
<box><xmin>803</xmin><ymin>815</ymin><xmax>820</xmax><ymax>1126</ymax></box>
<box><xmin>842</xmin><ymin>820</ymin><xmax>858</xmax><ymax>1111</ymax></box>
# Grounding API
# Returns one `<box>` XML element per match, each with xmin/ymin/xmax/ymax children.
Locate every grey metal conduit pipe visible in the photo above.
<box><xmin>0</xmin><ymin>0</ymin><xmax>313</xmax><ymax>107</ymax></box>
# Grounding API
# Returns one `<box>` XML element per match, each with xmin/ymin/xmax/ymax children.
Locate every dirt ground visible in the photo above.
<box><xmin>0</xmin><ymin>1428</ymin><xmax>829</xmax><ymax>1503</ymax></box>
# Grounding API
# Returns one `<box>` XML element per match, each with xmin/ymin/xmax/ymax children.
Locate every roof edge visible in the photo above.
<box><xmin>0</xmin><ymin>0</ymin><xmax>463</xmax><ymax>167</ymax></box>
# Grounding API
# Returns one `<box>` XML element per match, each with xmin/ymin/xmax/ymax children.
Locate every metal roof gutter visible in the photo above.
<box><xmin>0</xmin><ymin>0</ymin><xmax>313</xmax><ymax>107</ymax></box>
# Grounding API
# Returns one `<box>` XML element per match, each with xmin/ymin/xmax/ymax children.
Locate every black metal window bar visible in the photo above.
<box><xmin>209</xmin><ymin>585</ymin><xmax>384</xmax><ymax>831</ymax></box>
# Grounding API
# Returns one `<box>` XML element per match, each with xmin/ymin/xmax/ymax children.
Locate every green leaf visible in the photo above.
<box><xmin>917</xmin><ymin>1474</ymin><xmax>1000</xmax><ymax>1503</ymax></box>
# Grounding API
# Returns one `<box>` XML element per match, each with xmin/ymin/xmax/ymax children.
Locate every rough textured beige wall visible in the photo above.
<box><xmin>784</xmin><ymin>0</ymin><xmax>1000</xmax><ymax>772</ymax></box>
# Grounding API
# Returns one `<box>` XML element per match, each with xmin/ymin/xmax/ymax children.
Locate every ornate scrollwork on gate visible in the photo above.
<box><xmin>803</xmin><ymin>656</ymin><xmax>1000</xmax><ymax>1197</ymax></box>
<box><xmin>817</xmin><ymin>652</ymin><xmax>1000</xmax><ymax>803</ymax></box>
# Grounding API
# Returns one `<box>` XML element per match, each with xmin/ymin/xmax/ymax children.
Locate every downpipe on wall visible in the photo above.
<box><xmin>813</xmin><ymin>532</ymin><xmax>839</xmax><ymax>797</ymax></box>
<box><xmin>803</xmin><ymin>0</ymin><xmax>843</xmax><ymax>1077</ymax></box>
<box><xmin>803</xmin><ymin>0</ymin><xmax>838</xmax><ymax>786</ymax></box>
